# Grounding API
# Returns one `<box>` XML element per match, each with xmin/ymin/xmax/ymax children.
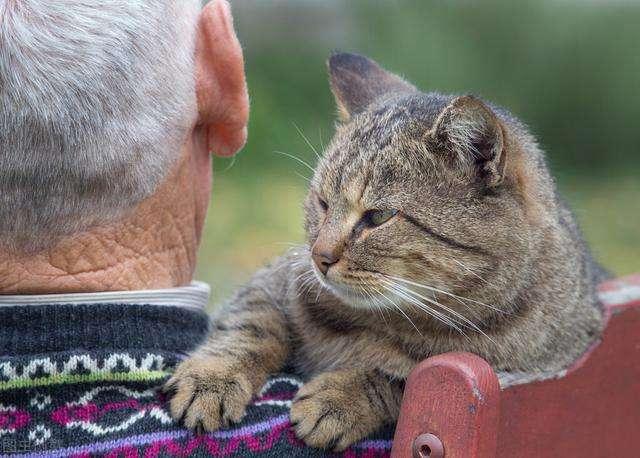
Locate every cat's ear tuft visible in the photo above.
<box><xmin>432</xmin><ymin>95</ymin><xmax>506</xmax><ymax>187</ymax></box>
<box><xmin>328</xmin><ymin>52</ymin><xmax>416</xmax><ymax>121</ymax></box>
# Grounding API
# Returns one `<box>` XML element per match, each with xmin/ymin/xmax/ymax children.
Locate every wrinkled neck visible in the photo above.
<box><xmin>0</xmin><ymin>137</ymin><xmax>209</xmax><ymax>295</ymax></box>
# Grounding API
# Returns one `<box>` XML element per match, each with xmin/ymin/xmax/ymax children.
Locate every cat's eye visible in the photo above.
<box><xmin>364</xmin><ymin>209</ymin><xmax>398</xmax><ymax>227</ymax></box>
<box><xmin>318</xmin><ymin>196</ymin><xmax>328</xmax><ymax>211</ymax></box>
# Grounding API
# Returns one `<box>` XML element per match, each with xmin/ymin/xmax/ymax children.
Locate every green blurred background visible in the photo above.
<box><xmin>198</xmin><ymin>0</ymin><xmax>640</xmax><ymax>303</ymax></box>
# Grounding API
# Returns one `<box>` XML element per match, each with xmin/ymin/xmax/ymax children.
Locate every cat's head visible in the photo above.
<box><xmin>304</xmin><ymin>52</ymin><xmax>545</xmax><ymax>325</ymax></box>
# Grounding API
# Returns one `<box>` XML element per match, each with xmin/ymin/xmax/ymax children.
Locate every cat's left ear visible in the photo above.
<box><xmin>431</xmin><ymin>95</ymin><xmax>506</xmax><ymax>188</ymax></box>
<box><xmin>328</xmin><ymin>52</ymin><xmax>416</xmax><ymax>121</ymax></box>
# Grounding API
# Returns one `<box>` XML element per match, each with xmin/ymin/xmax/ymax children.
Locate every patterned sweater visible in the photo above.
<box><xmin>0</xmin><ymin>303</ymin><xmax>393</xmax><ymax>457</ymax></box>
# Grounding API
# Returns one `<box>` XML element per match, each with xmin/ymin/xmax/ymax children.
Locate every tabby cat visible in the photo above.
<box><xmin>165</xmin><ymin>53</ymin><xmax>605</xmax><ymax>451</ymax></box>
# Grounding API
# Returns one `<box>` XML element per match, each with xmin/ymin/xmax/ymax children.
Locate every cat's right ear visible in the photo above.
<box><xmin>328</xmin><ymin>52</ymin><xmax>416</xmax><ymax>121</ymax></box>
<box><xmin>431</xmin><ymin>95</ymin><xmax>506</xmax><ymax>188</ymax></box>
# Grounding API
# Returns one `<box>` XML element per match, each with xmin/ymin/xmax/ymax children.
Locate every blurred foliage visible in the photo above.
<box><xmin>197</xmin><ymin>0</ymin><xmax>640</xmax><ymax>303</ymax></box>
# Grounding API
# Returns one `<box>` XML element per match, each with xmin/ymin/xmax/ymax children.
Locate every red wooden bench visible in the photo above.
<box><xmin>391</xmin><ymin>273</ymin><xmax>640</xmax><ymax>458</ymax></box>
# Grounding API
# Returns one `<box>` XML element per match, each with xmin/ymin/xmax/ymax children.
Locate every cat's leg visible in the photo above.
<box><xmin>164</xmin><ymin>272</ymin><xmax>291</xmax><ymax>432</ymax></box>
<box><xmin>290</xmin><ymin>369</ymin><xmax>403</xmax><ymax>451</ymax></box>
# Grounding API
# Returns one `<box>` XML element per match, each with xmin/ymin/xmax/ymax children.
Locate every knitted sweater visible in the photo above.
<box><xmin>0</xmin><ymin>303</ymin><xmax>393</xmax><ymax>457</ymax></box>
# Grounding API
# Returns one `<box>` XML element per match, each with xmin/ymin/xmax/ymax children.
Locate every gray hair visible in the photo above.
<box><xmin>0</xmin><ymin>0</ymin><xmax>201</xmax><ymax>251</ymax></box>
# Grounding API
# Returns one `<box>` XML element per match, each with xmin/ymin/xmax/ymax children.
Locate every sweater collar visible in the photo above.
<box><xmin>0</xmin><ymin>281</ymin><xmax>210</xmax><ymax>311</ymax></box>
<box><xmin>0</xmin><ymin>283</ymin><xmax>211</xmax><ymax>357</ymax></box>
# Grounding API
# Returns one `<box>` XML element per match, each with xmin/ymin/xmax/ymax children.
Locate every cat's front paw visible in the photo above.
<box><xmin>290</xmin><ymin>371</ymin><xmax>383</xmax><ymax>451</ymax></box>
<box><xmin>164</xmin><ymin>356</ymin><xmax>253</xmax><ymax>432</ymax></box>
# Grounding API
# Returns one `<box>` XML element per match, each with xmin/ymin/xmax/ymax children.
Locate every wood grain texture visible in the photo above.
<box><xmin>392</xmin><ymin>274</ymin><xmax>640</xmax><ymax>458</ymax></box>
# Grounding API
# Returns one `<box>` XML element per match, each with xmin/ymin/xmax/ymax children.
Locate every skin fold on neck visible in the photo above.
<box><xmin>0</xmin><ymin>128</ymin><xmax>212</xmax><ymax>295</ymax></box>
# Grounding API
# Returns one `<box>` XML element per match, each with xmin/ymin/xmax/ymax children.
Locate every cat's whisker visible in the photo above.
<box><xmin>287</xmin><ymin>265</ymin><xmax>306</xmax><ymax>278</ymax></box>
<box><xmin>383</xmin><ymin>284</ymin><xmax>454</xmax><ymax>337</ymax></box>
<box><xmin>378</xmin><ymin>285</ymin><xmax>423</xmax><ymax>336</ymax></box>
<box><xmin>382</xmin><ymin>281</ymin><xmax>471</xmax><ymax>336</ymax></box>
<box><xmin>387</xmin><ymin>280</ymin><xmax>496</xmax><ymax>344</ymax></box>
<box><xmin>387</xmin><ymin>275</ymin><xmax>506</xmax><ymax>315</ymax></box>
<box><xmin>294</xmin><ymin>270</ymin><xmax>317</xmax><ymax>297</ymax></box>
<box><xmin>300</xmin><ymin>270</ymin><xmax>316</xmax><ymax>286</ymax></box>
<box><xmin>381</xmin><ymin>281</ymin><xmax>469</xmax><ymax>340</ymax></box>
<box><xmin>393</xmin><ymin>272</ymin><xmax>483</xmax><ymax>320</ymax></box>
<box><xmin>359</xmin><ymin>285</ymin><xmax>389</xmax><ymax>326</ymax></box>
<box><xmin>294</xmin><ymin>171</ymin><xmax>311</xmax><ymax>183</ymax></box>
<box><xmin>292</xmin><ymin>277</ymin><xmax>310</xmax><ymax>296</ymax></box>
<box><xmin>272</xmin><ymin>242</ymin><xmax>305</xmax><ymax>249</ymax></box>
<box><xmin>451</xmin><ymin>259</ymin><xmax>497</xmax><ymax>289</ymax></box>
<box><xmin>370</xmin><ymin>286</ymin><xmax>393</xmax><ymax>325</ymax></box>
<box><xmin>318</xmin><ymin>127</ymin><xmax>326</xmax><ymax>152</ymax></box>
<box><xmin>273</xmin><ymin>150</ymin><xmax>316</xmax><ymax>172</ymax></box>
<box><xmin>314</xmin><ymin>277</ymin><xmax>325</xmax><ymax>302</ymax></box>
<box><xmin>292</xmin><ymin>270</ymin><xmax>312</xmax><ymax>284</ymax></box>
<box><xmin>288</xmin><ymin>253</ymin><xmax>310</xmax><ymax>267</ymax></box>
<box><xmin>369</xmin><ymin>286</ymin><xmax>392</xmax><ymax>311</ymax></box>
<box><xmin>400</xmin><ymin>263</ymin><xmax>468</xmax><ymax>291</ymax></box>
<box><xmin>287</xmin><ymin>261</ymin><xmax>313</xmax><ymax>279</ymax></box>
<box><xmin>436</xmin><ymin>288</ymin><xmax>483</xmax><ymax>321</ymax></box>
<box><xmin>292</xmin><ymin>122</ymin><xmax>321</xmax><ymax>162</ymax></box>
<box><xmin>294</xmin><ymin>252</ymin><xmax>311</xmax><ymax>262</ymax></box>
<box><xmin>374</xmin><ymin>303</ymin><xmax>391</xmax><ymax>326</ymax></box>
<box><xmin>389</xmin><ymin>280</ymin><xmax>475</xmax><ymax>328</ymax></box>
<box><xmin>384</xmin><ymin>278</ymin><xmax>493</xmax><ymax>330</ymax></box>
<box><xmin>275</xmin><ymin>263</ymin><xmax>301</xmax><ymax>278</ymax></box>
<box><xmin>299</xmin><ymin>280</ymin><xmax>316</xmax><ymax>298</ymax></box>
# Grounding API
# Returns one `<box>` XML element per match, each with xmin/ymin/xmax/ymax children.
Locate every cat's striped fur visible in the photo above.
<box><xmin>165</xmin><ymin>53</ymin><xmax>605</xmax><ymax>451</ymax></box>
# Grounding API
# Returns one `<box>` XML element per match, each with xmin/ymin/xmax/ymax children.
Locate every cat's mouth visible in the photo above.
<box><xmin>310</xmin><ymin>259</ymin><xmax>387</xmax><ymax>309</ymax></box>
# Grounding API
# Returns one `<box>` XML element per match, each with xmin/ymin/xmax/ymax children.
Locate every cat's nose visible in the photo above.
<box><xmin>312</xmin><ymin>251</ymin><xmax>339</xmax><ymax>276</ymax></box>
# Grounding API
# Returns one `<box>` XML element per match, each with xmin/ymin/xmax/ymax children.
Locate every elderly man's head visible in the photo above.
<box><xmin>0</xmin><ymin>0</ymin><xmax>248</xmax><ymax>253</ymax></box>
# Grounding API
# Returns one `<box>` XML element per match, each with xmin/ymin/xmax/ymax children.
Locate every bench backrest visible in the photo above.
<box><xmin>392</xmin><ymin>274</ymin><xmax>640</xmax><ymax>458</ymax></box>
